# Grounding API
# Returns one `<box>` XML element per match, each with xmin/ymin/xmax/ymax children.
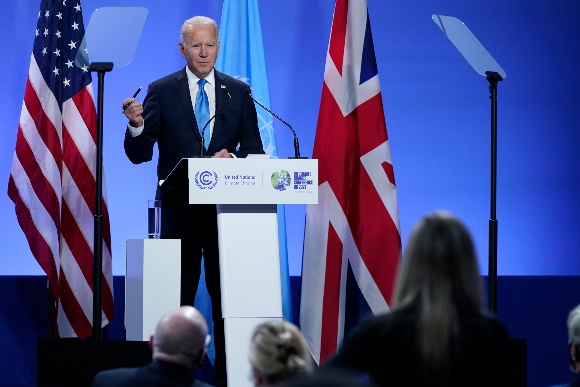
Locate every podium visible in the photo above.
<box><xmin>163</xmin><ymin>157</ymin><xmax>317</xmax><ymax>387</ymax></box>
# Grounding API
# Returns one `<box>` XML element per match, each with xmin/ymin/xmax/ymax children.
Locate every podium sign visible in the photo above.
<box><xmin>163</xmin><ymin>158</ymin><xmax>318</xmax><ymax>204</ymax></box>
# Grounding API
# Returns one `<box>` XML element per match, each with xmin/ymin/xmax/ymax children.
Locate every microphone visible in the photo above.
<box><xmin>248</xmin><ymin>93</ymin><xmax>306</xmax><ymax>159</ymax></box>
<box><xmin>199</xmin><ymin>85</ymin><xmax>232</xmax><ymax>157</ymax></box>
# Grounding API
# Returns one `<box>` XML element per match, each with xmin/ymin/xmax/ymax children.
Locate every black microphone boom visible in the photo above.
<box><xmin>248</xmin><ymin>93</ymin><xmax>306</xmax><ymax>159</ymax></box>
<box><xmin>199</xmin><ymin>85</ymin><xmax>232</xmax><ymax>157</ymax></box>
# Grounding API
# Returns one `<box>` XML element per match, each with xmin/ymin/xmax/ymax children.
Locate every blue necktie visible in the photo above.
<box><xmin>195</xmin><ymin>78</ymin><xmax>210</xmax><ymax>150</ymax></box>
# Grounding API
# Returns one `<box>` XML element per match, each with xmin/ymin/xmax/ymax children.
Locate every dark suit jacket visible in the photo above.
<box><xmin>92</xmin><ymin>360</ymin><xmax>213</xmax><ymax>387</ymax></box>
<box><xmin>124</xmin><ymin>67</ymin><xmax>264</xmax><ymax>197</ymax></box>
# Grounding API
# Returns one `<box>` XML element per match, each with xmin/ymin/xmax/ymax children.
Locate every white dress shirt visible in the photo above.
<box><xmin>185</xmin><ymin>66</ymin><xmax>217</xmax><ymax>140</ymax></box>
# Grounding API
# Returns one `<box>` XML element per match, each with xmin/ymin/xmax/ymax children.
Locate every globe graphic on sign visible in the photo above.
<box><xmin>271</xmin><ymin>170</ymin><xmax>291</xmax><ymax>191</ymax></box>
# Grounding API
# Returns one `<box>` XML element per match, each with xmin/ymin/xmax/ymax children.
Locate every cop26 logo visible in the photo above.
<box><xmin>195</xmin><ymin>171</ymin><xmax>218</xmax><ymax>189</ymax></box>
<box><xmin>271</xmin><ymin>170</ymin><xmax>291</xmax><ymax>191</ymax></box>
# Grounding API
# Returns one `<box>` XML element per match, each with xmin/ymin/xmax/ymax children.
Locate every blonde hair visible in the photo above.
<box><xmin>393</xmin><ymin>212</ymin><xmax>484</xmax><ymax>380</ymax></box>
<box><xmin>249</xmin><ymin>320</ymin><xmax>313</xmax><ymax>384</ymax></box>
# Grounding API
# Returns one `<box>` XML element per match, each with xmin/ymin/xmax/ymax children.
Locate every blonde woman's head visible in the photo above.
<box><xmin>249</xmin><ymin>320</ymin><xmax>313</xmax><ymax>386</ymax></box>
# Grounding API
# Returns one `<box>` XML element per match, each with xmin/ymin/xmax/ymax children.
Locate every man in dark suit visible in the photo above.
<box><xmin>92</xmin><ymin>306</ymin><xmax>212</xmax><ymax>387</ymax></box>
<box><xmin>122</xmin><ymin>16</ymin><xmax>264</xmax><ymax>387</ymax></box>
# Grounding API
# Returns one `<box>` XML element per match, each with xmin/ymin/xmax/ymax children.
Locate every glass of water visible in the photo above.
<box><xmin>148</xmin><ymin>200</ymin><xmax>161</xmax><ymax>239</ymax></box>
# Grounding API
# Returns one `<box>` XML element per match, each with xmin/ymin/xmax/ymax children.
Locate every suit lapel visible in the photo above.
<box><xmin>212</xmin><ymin>70</ymin><xmax>228</xmax><ymax>150</ymax></box>
<box><xmin>173</xmin><ymin>68</ymin><xmax>201</xmax><ymax>142</ymax></box>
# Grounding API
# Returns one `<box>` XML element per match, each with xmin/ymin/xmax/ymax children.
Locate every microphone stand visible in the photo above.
<box><xmin>249</xmin><ymin>94</ymin><xmax>307</xmax><ymax>159</ymax></box>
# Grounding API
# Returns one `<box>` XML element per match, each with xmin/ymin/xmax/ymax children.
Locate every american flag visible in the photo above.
<box><xmin>300</xmin><ymin>0</ymin><xmax>401</xmax><ymax>364</ymax></box>
<box><xmin>7</xmin><ymin>0</ymin><xmax>114</xmax><ymax>338</ymax></box>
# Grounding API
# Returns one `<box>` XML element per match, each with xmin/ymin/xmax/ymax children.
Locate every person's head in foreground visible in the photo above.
<box><xmin>393</xmin><ymin>211</ymin><xmax>484</xmax><ymax>378</ymax></box>
<box><xmin>249</xmin><ymin>319</ymin><xmax>313</xmax><ymax>386</ymax></box>
<box><xmin>568</xmin><ymin>303</ymin><xmax>580</xmax><ymax>374</ymax></box>
<box><xmin>150</xmin><ymin>305</ymin><xmax>209</xmax><ymax>373</ymax></box>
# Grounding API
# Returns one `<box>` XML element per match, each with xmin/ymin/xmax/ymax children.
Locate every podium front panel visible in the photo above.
<box><xmin>217</xmin><ymin>205</ymin><xmax>282</xmax><ymax>319</ymax></box>
<box><xmin>183</xmin><ymin>158</ymin><xmax>318</xmax><ymax>204</ymax></box>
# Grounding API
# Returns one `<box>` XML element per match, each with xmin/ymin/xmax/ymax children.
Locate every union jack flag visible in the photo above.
<box><xmin>7</xmin><ymin>0</ymin><xmax>114</xmax><ymax>338</ymax></box>
<box><xmin>300</xmin><ymin>0</ymin><xmax>401</xmax><ymax>364</ymax></box>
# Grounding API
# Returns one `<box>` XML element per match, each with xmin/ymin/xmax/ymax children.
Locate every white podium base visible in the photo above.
<box><xmin>125</xmin><ymin>239</ymin><xmax>181</xmax><ymax>341</ymax></box>
<box><xmin>217</xmin><ymin>204</ymin><xmax>283</xmax><ymax>387</ymax></box>
<box><xmin>217</xmin><ymin>205</ymin><xmax>283</xmax><ymax>318</ymax></box>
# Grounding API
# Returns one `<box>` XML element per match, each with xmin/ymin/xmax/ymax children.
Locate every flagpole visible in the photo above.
<box><xmin>90</xmin><ymin>62</ymin><xmax>114</xmax><ymax>340</ymax></box>
<box><xmin>486</xmin><ymin>70</ymin><xmax>502</xmax><ymax>314</ymax></box>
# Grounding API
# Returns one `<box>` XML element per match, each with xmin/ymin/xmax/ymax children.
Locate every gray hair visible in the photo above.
<box><xmin>249</xmin><ymin>320</ymin><xmax>313</xmax><ymax>384</ymax></box>
<box><xmin>568</xmin><ymin>304</ymin><xmax>580</xmax><ymax>345</ymax></box>
<box><xmin>180</xmin><ymin>16</ymin><xmax>219</xmax><ymax>44</ymax></box>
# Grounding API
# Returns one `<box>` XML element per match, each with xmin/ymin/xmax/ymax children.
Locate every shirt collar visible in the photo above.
<box><xmin>186</xmin><ymin>66</ymin><xmax>215</xmax><ymax>87</ymax></box>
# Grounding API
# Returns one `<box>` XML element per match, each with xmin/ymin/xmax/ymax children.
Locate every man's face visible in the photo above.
<box><xmin>179</xmin><ymin>24</ymin><xmax>220</xmax><ymax>79</ymax></box>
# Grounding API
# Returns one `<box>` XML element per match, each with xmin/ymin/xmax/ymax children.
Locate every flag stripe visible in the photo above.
<box><xmin>56</xmin><ymin>296</ymin><xmax>73</xmax><ymax>338</ymax></box>
<box><xmin>7</xmin><ymin>174</ymin><xmax>59</xmax><ymax>292</ymax></box>
<box><xmin>61</xmin><ymin>199</ymin><xmax>93</xmax><ymax>283</ymax></box>
<box><xmin>71</xmin><ymin>87</ymin><xmax>97</xmax><ymax>144</ymax></box>
<box><xmin>23</xmin><ymin>79</ymin><xmax>63</xmax><ymax>172</ymax></box>
<box><xmin>61</xmin><ymin>97</ymin><xmax>114</xmax><ymax>255</ymax></box>
<box><xmin>320</xmin><ymin>223</ymin><xmax>343</xmax><ymax>361</ymax></box>
<box><xmin>27</xmin><ymin>54</ymin><xmax>63</xmax><ymax>142</ymax></box>
<box><xmin>100</xmin><ymin>270</ymin><xmax>115</xmax><ymax>321</ymax></box>
<box><xmin>58</xmin><ymin>268</ymin><xmax>92</xmax><ymax>337</ymax></box>
<box><xmin>328</xmin><ymin>0</ymin><xmax>348</xmax><ymax>77</ymax></box>
<box><xmin>9</xmin><ymin>156</ymin><xmax>61</xmax><ymax>274</ymax></box>
<box><xmin>14</xmin><ymin>123</ymin><xmax>61</xmax><ymax>229</ymax></box>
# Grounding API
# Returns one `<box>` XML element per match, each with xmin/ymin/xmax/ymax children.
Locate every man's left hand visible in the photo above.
<box><xmin>212</xmin><ymin>149</ymin><xmax>232</xmax><ymax>158</ymax></box>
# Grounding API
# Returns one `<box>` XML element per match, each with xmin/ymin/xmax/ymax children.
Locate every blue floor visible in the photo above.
<box><xmin>0</xmin><ymin>275</ymin><xmax>578</xmax><ymax>386</ymax></box>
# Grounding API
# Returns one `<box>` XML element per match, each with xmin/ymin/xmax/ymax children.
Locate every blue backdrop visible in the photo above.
<box><xmin>1</xmin><ymin>0</ymin><xmax>578</xmax><ymax>277</ymax></box>
<box><xmin>1</xmin><ymin>1</ymin><xmax>579</xmax><ymax>386</ymax></box>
